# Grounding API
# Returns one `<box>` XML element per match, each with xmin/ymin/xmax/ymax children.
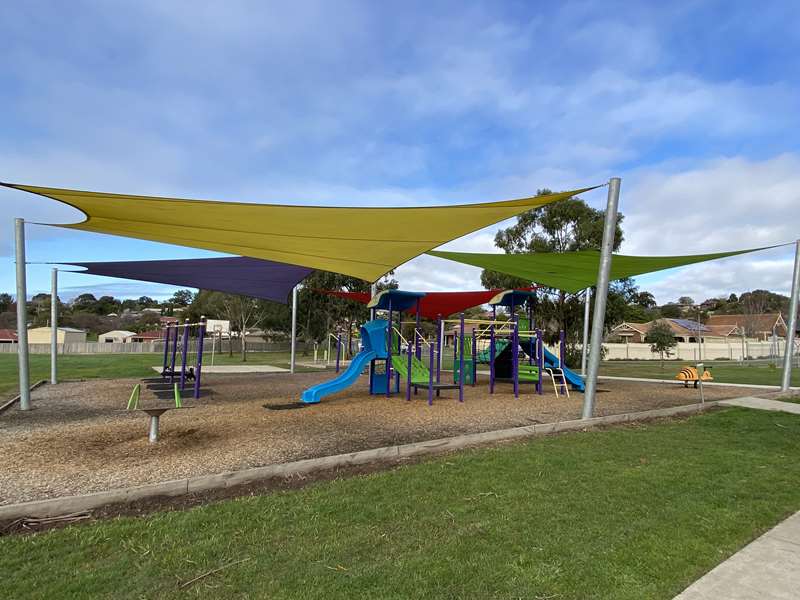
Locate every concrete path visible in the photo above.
<box><xmin>718</xmin><ymin>396</ymin><xmax>800</xmax><ymax>414</ymax></box>
<box><xmin>675</xmin><ymin>511</ymin><xmax>800</xmax><ymax>599</ymax></box>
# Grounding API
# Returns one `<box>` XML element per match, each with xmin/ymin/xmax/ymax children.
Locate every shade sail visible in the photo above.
<box><xmin>320</xmin><ymin>288</ymin><xmax>534</xmax><ymax>319</ymax></box>
<box><xmin>67</xmin><ymin>256</ymin><xmax>312</xmax><ymax>304</ymax></box>
<box><xmin>427</xmin><ymin>246</ymin><xmax>778</xmax><ymax>294</ymax></box>
<box><xmin>3</xmin><ymin>182</ymin><xmax>597</xmax><ymax>282</ymax></box>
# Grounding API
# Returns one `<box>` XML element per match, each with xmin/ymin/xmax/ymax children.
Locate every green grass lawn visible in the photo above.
<box><xmin>0</xmin><ymin>351</ymin><xmax>321</xmax><ymax>398</ymax></box>
<box><xmin>3</xmin><ymin>408</ymin><xmax>800</xmax><ymax>599</ymax></box>
<box><xmin>600</xmin><ymin>360</ymin><xmax>800</xmax><ymax>387</ymax></box>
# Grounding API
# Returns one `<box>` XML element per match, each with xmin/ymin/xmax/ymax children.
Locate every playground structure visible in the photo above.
<box><xmin>157</xmin><ymin>318</ymin><xmax>208</xmax><ymax>399</ymax></box>
<box><xmin>5</xmin><ymin>179</ymin><xmax>800</xmax><ymax>421</ymax></box>
<box><xmin>301</xmin><ymin>289</ymin><xmax>587</xmax><ymax>404</ymax></box>
<box><xmin>676</xmin><ymin>366</ymin><xmax>714</xmax><ymax>388</ymax></box>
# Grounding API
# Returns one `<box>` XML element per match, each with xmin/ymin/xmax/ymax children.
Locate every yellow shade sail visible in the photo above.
<box><xmin>2</xmin><ymin>182</ymin><xmax>598</xmax><ymax>281</ymax></box>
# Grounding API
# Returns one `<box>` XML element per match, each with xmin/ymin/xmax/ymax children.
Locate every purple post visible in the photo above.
<box><xmin>386</xmin><ymin>302</ymin><xmax>392</xmax><ymax>398</ymax></box>
<box><xmin>428</xmin><ymin>339</ymin><xmax>435</xmax><ymax>405</ymax></box>
<box><xmin>559</xmin><ymin>329</ymin><xmax>566</xmax><ymax>368</ymax></box>
<box><xmin>169</xmin><ymin>324</ymin><xmax>179</xmax><ymax>383</ymax></box>
<box><xmin>179</xmin><ymin>319</ymin><xmax>190</xmax><ymax>391</ymax></box>
<box><xmin>161</xmin><ymin>325</ymin><xmax>170</xmax><ymax>374</ymax></box>
<box><xmin>512</xmin><ymin>314</ymin><xmax>519</xmax><ymax>398</ymax></box>
<box><xmin>406</xmin><ymin>341</ymin><xmax>412</xmax><ymax>401</ymax></box>
<box><xmin>193</xmin><ymin>318</ymin><xmax>206</xmax><ymax>399</ymax></box>
<box><xmin>415</xmin><ymin>300</ymin><xmax>421</xmax><ymax>360</ymax></box>
<box><xmin>459</xmin><ymin>312</ymin><xmax>465</xmax><ymax>402</ymax></box>
<box><xmin>537</xmin><ymin>328</ymin><xmax>544</xmax><ymax>395</ymax></box>
<box><xmin>435</xmin><ymin>315</ymin><xmax>442</xmax><ymax>384</ymax></box>
<box><xmin>528</xmin><ymin>302</ymin><xmax>534</xmax><ymax>365</ymax></box>
<box><xmin>489</xmin><ymin>305</ymin><xmax>496</xmax><ymax>394</ymax></box>
<box><xmin>471</xmin><ymin>328</ymin><xmax>477</xmax><ymax>386</ymax></box>
<box><xmin>335</xmin><ymin>333</ymin><xmax>341</xmax><ymax>373</ymax></box>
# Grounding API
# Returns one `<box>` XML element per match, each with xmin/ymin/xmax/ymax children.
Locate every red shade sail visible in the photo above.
<box><xmin>318</xmin><ymin>288</ymin><xmax>534</xmax><ymax>319</ymax></box>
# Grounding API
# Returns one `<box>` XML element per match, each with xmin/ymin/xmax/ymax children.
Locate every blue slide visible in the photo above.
<box><xmin>542</xmin><ymin>347</ymin><xmax>585</xmax><ymax>392</ymax></box>
<box><xmin>301</xmin><ymin>319</ymin><xmax>389</xmax><ymax>404</ymax></box>
<box><xmin>301</xmin><ymin>350</ymin><xmax>376</xmax><ymax>404</ymax></box>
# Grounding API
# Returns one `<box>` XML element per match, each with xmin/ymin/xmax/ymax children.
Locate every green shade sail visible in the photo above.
<box><xmin>427</xmin><ymin>246</ymin><xmax>780</xmax><ymax>294</ymax></box>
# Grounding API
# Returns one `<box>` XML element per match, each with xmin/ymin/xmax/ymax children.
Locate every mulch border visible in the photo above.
<box><xmin>0</xmin><ymin>400</ymin><xmax>719</xmax><ymax>523</ymax></box>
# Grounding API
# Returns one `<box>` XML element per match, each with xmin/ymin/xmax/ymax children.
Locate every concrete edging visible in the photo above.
<box><xmin>0</xmin><ymin>380</ymin><xmax>48</xmax><ymax>414</ymax></box>
<box><xmin>0</xmin><ymin>401</ymin><xmax>719</xmax><ymax>521</ymax></box>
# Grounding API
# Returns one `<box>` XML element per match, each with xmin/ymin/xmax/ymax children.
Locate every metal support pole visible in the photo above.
<box><xmin>162</xmin><ymin>324</ymin><xmax>170</xmax><ymax>373</ymax></box>
<box><xmin>148</xmin><ymin>414</ymin><xmax>160</xmax><ymax>443</ymax></box>
<box><xmin>582</xmin><ymin>177</ymin><xmax>621</xmax><ymax>419</ymax></box>
<box><xmin>290</xmin><ymin>285</ymin><xmax>298</xmax><ymax>374</ymax></box>
<box><xmin>386</xmin><ymin>302</ymin><xmax>392</xmax><ymax>398</ymax></box>
<box><xmin>581</xmin><ymin>287</ymin><xmax>591</xmax><ymax>376</ymax></box>
<box><xmin>15</xmin><ymin>218</ymin><xmax>30</xmax><ymax>410</ymax></box>
<box><xmin>336</xmin><ymin>333</ymin><xmax>341</xmax><ymax>373</ymax></box>
<box><xmin>559</xmin><ymin>329</ymin><xmax>566</xmax><ymax>369</ymax></box>
<box><xmin>781</xmin><ymin>240</ymin><xmax>800</xmax><ymax>391</ymax></box>
<box><xmin>50</xmin><ymin>267</ymin><xmax>58</xmax><ymax>385</ymax></box>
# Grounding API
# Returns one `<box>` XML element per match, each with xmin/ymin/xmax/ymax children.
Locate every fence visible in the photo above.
<box><xmin>602</xmin><ymin>340</ymin><xmax>797</xmax><ymax>362</ymax></box>
<box><xmin>0</xmin><ymin>340</ymin><xmax>310</xmax><ymax>355</ymax></box>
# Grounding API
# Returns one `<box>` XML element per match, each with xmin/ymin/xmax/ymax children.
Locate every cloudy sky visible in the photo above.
<box><xmin>1</xmin><ymin>1</ymin><xmax>798</xmax><ymax>304</ymax></box>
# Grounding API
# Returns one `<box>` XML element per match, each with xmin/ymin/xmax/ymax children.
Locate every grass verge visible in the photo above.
<box><xmin>2</xmin><ymin>408</ymin><xmax>800</xmax><ymax>599</ymax></box>
<box><xmin>600</xmin><ymin>360</ymin><xmax>800</xmax><ymax>387</ymax></box>
<box><xmin>0</xmin><ymin>352</ymin><xmax>321</xmax><ymax>398</ymax></box>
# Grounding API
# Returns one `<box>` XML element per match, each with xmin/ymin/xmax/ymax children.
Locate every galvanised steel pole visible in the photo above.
<box><xmin>582</xmin><ymin>178</ymin><xmax>621</xmax><ymax>419</ymax></box>
<box><xmin>581</xmin><ymin>287</ymin><xmax>591</xmax><ymax>376</ymax></box>
<box><xmin>290</xmin><ymin>285</ymin><xmax>298</xmax><ymax>374</ymax></box>
<box><xmin>780</xmin><ymin>240</ymin><xmax>800</xmax><ymax>391</ymax></box>
<box><xmin>50</xmin><ymin>268</ymin><xmax>58</xmax><ymax>385</ymax></box>
<box><xmin>15</xmin><ymin>218</ymin><xmax>31</xmax><ymax>410</ymax></box>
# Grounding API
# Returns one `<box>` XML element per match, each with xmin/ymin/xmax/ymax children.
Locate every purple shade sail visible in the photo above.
<box><xmin>67</xmin><ymin>257</ymin><xmax>313</xmax><ymax>304</ymax></box>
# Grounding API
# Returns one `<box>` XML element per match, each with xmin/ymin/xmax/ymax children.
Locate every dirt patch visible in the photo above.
<box><xmin>0</xmin><ymin>370</ymin><xmax>753</xmax><ymax>507</ymax></box>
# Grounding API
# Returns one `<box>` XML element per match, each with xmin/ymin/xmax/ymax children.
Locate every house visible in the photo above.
<box><xmin>608</xmin><ymin>319</ymin><xmax>727</xmax><ymax>344</ymax></box>
<box><xmin>27</xmin><ymin>327</ymin><xmax>87</xmax><ymax>344</ymax></box>
<box><xmin>704</xmin><ymin>313</ymin><xmax>787</xmax><ymax>341</ymax></box>
<box><xmin>0</xmin><ymin>329</ymin><xmax>18</xmax><ymax>343</ymax></box>
<box><xmin>129</xmin><ymin>329</ymin><xmax>164</xmax><ymax>342</ymax></box>
<box><xmin>607</xmin><ymin>322</ymin><xmax>651</xmax><ymax>343</ymax></box>
<box><xmin>98</xmin><ymin>330</ymin><xmax>137</xmax><ymax>343</ymax></box>
<box><xmin>159</xmin><ymin>316</ymin><xmax>179</xmax><ymax>325</ymax></box>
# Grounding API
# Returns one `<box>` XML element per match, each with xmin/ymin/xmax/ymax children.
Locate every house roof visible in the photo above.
<box><xmin>0</xmin><ymin>328</ymin><xmax>18</xmax><ymax>341</ymax></box>
<box><xmin>611</xmin><ymin>322</ymin><xmax>651</xmax><ymax>335</ymax></box>
<box><xmin>28</xmin><ymin>326</ymin><xmax>86</xmax><ymax>333</ymax></box>
<box><xmin>705</xmin><ymin>313</ymin><xmax>785</xmax><ymax>333</ymax></box>
<box><xmin>98</xmin><ymin>330</ymin><xmax>137</xmax><ymax>338</ymax></box>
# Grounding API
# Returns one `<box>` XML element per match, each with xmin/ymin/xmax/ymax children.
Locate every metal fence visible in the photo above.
<box><xmin>0</xmin><ymin>340</ymin><xmax>310</xmax><ymax>355</ymax></box>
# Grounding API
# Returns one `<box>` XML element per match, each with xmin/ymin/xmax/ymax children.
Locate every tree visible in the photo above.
<box><xmin>645</xmin><ymin>320</ymin><xmax>677</xmax><ymax>369</ymax></box>
<box><xmin>137</xmin><ymin>296</ymin><xmax>159</xmax><ymax>308</ymax></box>
<box><xmin>72</xmin><ymin>293</ymin><xmax>98</xmax><ymax>312</ymax></box>
<box><xmin>170</xmin><ymin>289</ymin><xmax>194</xmax><ymax>307</ymax></box>
<box><xmin>479</xmin><ymin>190</ymin><xmax>625</xmax><ymax>358</ymax></box>
<box><xmin>660</xmin><ymin>304</ymin><xmax>682</xmax><ymax>318</ymax></box>
<box><xmin>0</xmin><ymin>292</ymin><xmax>15</xmax><ymax>313</ymax></box>
<box><xmin>678</xmin><ymin>296</ymin><xmax>694</xmax><ymax>306</ymax></box>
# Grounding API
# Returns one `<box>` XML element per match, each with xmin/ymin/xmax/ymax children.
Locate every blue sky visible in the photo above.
<box><xmin>1</xmin><ymin>0</ymin><xmax>799</xmax><ymax>304</ymax></box>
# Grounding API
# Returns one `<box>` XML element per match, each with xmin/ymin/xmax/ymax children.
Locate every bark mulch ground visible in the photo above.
<box><xmin>0</xmin><ymin>371</ymin><xmax>753</xmax><ymax>506</ymax></box>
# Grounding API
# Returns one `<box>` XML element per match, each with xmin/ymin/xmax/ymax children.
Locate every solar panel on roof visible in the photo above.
<box><xmin>671</xmin><ymin>319</ymin><xmax>710</xmax><ymax>331</ymax></box>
